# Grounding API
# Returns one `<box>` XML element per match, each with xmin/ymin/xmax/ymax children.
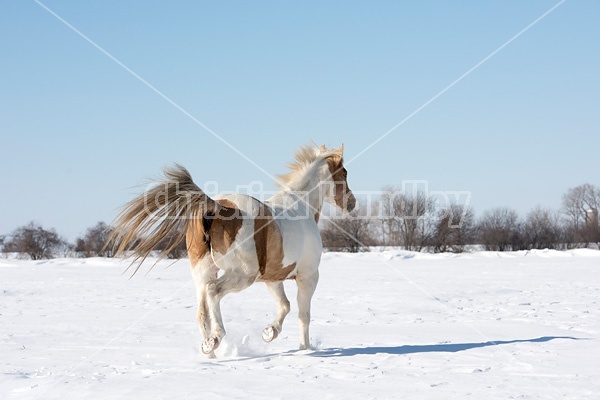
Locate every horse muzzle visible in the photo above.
<box><xmin>346</xmin><ymin>193</ymin><xmax>356</xmax><ymax>212</ymax></box>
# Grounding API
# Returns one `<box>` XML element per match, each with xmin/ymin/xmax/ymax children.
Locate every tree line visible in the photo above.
<box><xmin>1</xmin><ymin>183</ymin><xmax>598</xmax><ymax>259</ymax></box>
<box><xmin>0</xmin><ymin>221</ymin><xmax>187</xmax><ymax>260</ymax></box>
<box><xmin>321</xmin><ymin>183</ymin><xmax>600</xmax><ymax>252</ymax></box>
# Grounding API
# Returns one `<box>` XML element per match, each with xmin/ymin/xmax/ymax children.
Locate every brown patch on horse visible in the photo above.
<box><xmin>187</xmin><ymin>199</ymin><xmax>241</xmax><ymax>265</ymax></box>
<box><xmin>259</xmin><ymin>262</ymin><xmax>297</xmax><ymax>282</ymax></box>
<box><xmin>207</xmin><ymin>199</ymin><xmax>244</xmax><ymax>256</ymax></box>
<box><xmin>186</xmin><ymin>219</ymin><xmax>210</xmax><ymax>267</ymax></box>
<box><xmin>215</xmin><ymin>199</ymin><xmax>238</xmax><ymax>211</ymax></box>
<box><xmin>254</xmin><ymin>202</ymin><xmax>296</xmax><ymax>281</ymax></box>
<box><xmin>326</xmin><ymin>155</ymin><xmax>350</xmax><ymax>208</ymax></box>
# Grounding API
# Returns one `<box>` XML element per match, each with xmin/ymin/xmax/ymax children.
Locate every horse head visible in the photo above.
<box><xmin>325</xmin><ymin>144</ymin><xmax>356</xmax><ymax>213</ymax></box>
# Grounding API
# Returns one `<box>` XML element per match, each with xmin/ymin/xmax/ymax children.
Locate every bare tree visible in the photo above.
<box><xmin>3</xmin><ymin>222</ymin><xmax>68</xmax><ymax>260</ymax></box>
<box><xmin>432</xmin><ymin>204</ymin><xmax>475</xmax><ymax>253</ymax></box>
<box><xmin>522</xmin><ymin>206</ymin><xmax>563</xmax><ymax>250</ymax></box>
<box><xmin>562</xmin><ymin>183</ymin><xmax>600</xmax><ymax>246</ymax></box>
<box><xmin>76</xmin><ymin>222</ymin><xmax>115</xmax><ymax>257</ymax></box>
<box><xmin>381</xmin><ymin>187</ymin><xmax>435</xmax><ymax>251</ymax></box>
<box><xmin>0</xmin><ymin>235</ymin><xmax>5</xmax><ymax>258</ymax></box>
<box><xmin>477</xmin><ymin>208</ymin><xmax>522</xmax><ymax>251</ymax></box>
<box><xmin>320</xmin><ymin>211</ymin><xmax>376</xmax><ymax>253</ymax></box>
<box><xmin>155</xmin><ymin>230</ymin><xmax>188</xmax><ymax>259</ymax></box>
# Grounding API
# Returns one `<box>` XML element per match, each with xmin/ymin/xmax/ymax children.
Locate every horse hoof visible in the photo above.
<box><xmin>262</xmin><ymin>326</ymin><xmax>279</xmax><ymax>343</ymax></box>
<box><xmin>202</xmin><ymin>337</ymin><xmax>219</xmax><ymax>354</ymax></box>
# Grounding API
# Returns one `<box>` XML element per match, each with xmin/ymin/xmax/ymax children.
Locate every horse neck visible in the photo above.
<box><xmin>286</xmin><ymin>163</ymin><xmax>328</xmax><ymax>216</ymax></box>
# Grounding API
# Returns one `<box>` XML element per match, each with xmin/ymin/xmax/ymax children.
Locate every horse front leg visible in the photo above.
<box><xmin>296</xmin><ymin>271</ymin><xmax>319</xmax><ymax>350</ymax></box>
<box><xmin>262</xmin><ymin>281</ymin><xmax>291</xmax><ymax>342</ymax></box>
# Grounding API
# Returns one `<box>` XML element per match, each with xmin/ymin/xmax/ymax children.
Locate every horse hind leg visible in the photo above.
<box><xmin>191</xmin><ymin>257</ymin><xmax>219</xmax><ymax>357</ymax></box>
<box><xmin>202</xmin><ymin>270</ymin><xmax>256</xmax><ymax>354</ymax></box>
<box><xmin>196</xmin><ymin>293</ymin><xmax>216</xmax><ymax>358</ymax></box>
<box><xmin>262</xmin><ymin>281</ymin><xmax>290</xmax><ymax>343</ymax></box>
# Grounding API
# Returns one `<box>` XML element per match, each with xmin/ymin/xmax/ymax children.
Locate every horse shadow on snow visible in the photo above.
<box><xmin>311</xmin><ymin>336</ymin><xmax>585</xmax><ymax>358</ymax></box>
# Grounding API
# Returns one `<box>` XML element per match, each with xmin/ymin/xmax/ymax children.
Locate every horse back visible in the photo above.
<box><xmin>200</xmin><ymin>194</ymin><xmax>321</xmax><ymax>281</ymax></box>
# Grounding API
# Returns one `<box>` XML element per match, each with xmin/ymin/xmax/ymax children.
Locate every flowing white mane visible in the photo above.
<box><xmin>277</xmin><ymin>144</ymin><xmax>342</xmax><ymax>191</ymax></box>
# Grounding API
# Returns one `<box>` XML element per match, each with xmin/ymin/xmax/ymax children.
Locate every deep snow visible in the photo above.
<box><xmin>1</xmin><ymin>249</ymin><xmax>599</xmax><ymax>399</ymax></box>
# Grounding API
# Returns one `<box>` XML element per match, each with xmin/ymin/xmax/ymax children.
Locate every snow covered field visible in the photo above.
<box><xmin>1</xmin><ymin>249</ymin><xmax>599</xmax><ymax>399</ymax></box>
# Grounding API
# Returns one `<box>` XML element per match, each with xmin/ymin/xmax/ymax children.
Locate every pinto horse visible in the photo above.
<box><xmin>108</xmin><ymin>144</ymin><xmax>355</xmax><ymax>357</ymax></box>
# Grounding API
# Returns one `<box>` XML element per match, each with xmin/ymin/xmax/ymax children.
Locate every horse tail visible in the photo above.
<box><xmin>107</xmin><ymin>164</ymin><xmax>216</xmax><ymax>274</ymax></box>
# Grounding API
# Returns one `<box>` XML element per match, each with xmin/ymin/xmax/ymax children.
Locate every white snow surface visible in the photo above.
<box><xmin>1</xmin><ymin>249</ymin><xmax>599</xmax><ymax>399</ymax></box>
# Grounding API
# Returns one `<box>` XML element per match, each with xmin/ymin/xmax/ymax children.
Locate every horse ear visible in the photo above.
<box><xmin>319</xmin><ymin>144</ymin><xmax>326</xmax><ymax>151</ymax></box>
<box><xmin>337</xmin><ymin>143</ymin><xmax>344</xmax><ymax>155</ymax></box>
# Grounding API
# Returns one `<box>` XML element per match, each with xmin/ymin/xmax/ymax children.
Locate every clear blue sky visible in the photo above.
<box><xmin>1</xmin><ymin>1</ymin><xmax>599</xmax><ymax>241</ymax></box>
